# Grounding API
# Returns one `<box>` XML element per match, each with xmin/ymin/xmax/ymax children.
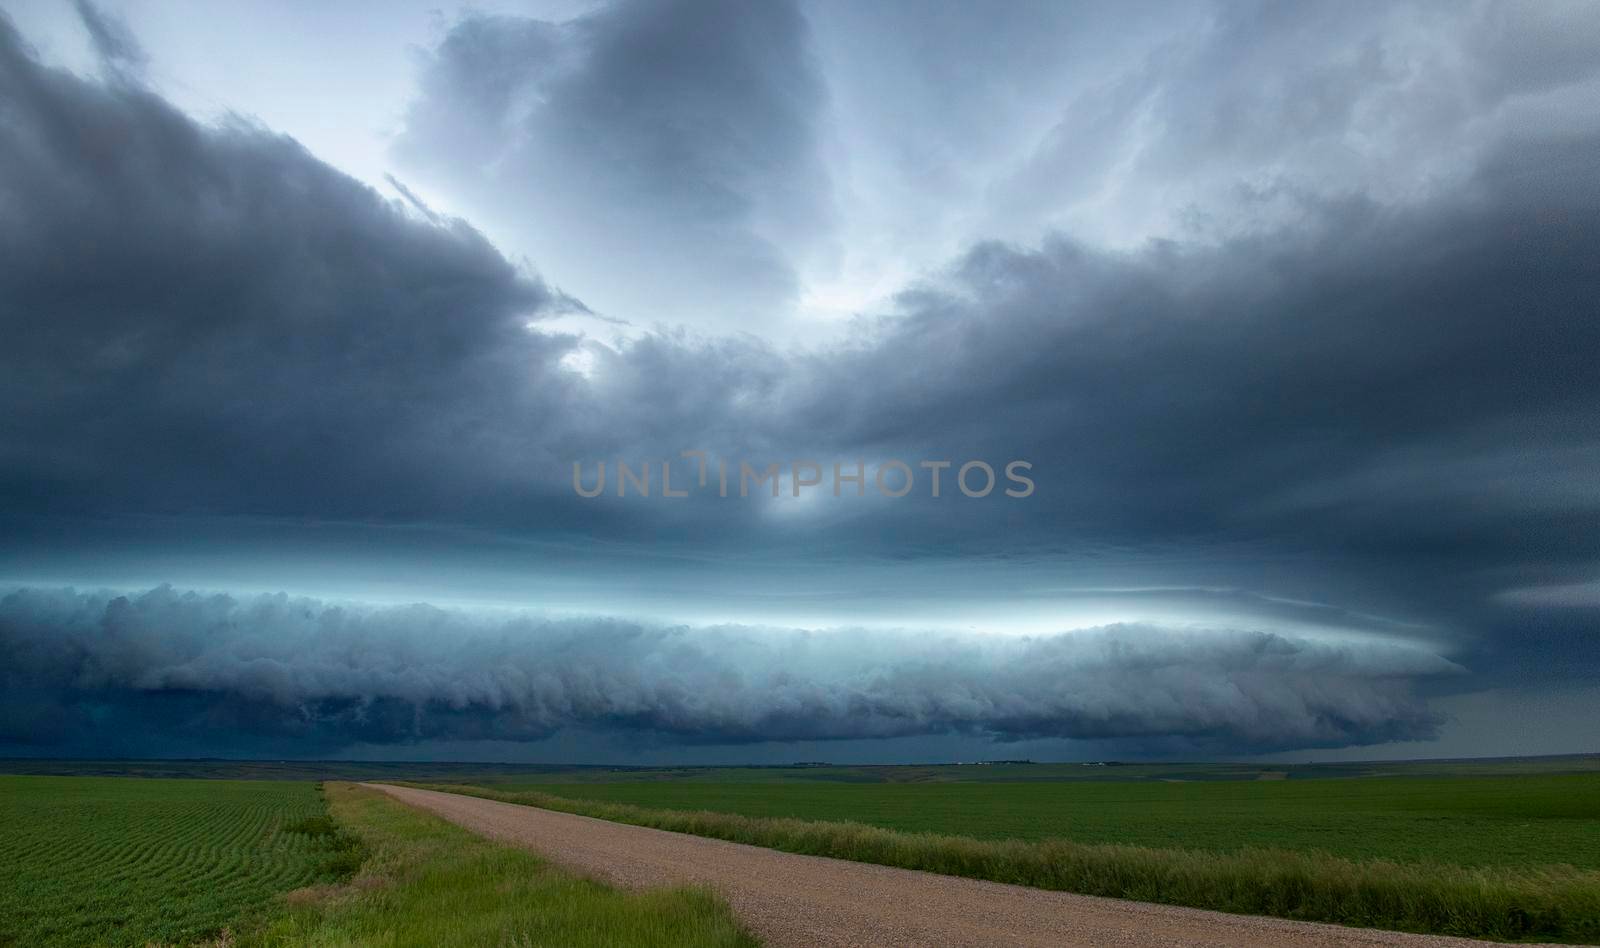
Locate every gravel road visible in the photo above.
<box><xmin>369</xmin><ymin>783</ymin><xmax>1562</xmax><ymax>948</ymax></box>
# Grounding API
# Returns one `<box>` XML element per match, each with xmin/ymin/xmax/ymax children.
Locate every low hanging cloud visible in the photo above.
<box><xmin>0</xmin><ymin>585</ymin><xmax>1458</xmax><ymax>757</ymax></box>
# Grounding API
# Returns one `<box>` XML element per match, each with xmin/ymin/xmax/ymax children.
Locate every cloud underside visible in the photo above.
<box><xmin>0</xmin><ymin>586</ymin><xmax>1455</xmax><ymax>756</ymax></box>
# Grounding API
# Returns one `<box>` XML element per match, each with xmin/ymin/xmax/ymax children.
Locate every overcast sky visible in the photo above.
<box><xmin>2</xmin><ymin>1</ymin><xmax>1598</xmax><ymax>764</ymax></box>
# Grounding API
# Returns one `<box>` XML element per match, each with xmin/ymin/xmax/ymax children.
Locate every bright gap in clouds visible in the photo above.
<box><xmin>16</xmin><ymin>0</ymin><xmax>1555</xmax><ymax>345</ymax></box>
<box><xmin>0</xmin><ymin>0</ymin><xmax>1274</xmax><ymax>343</ymax></box>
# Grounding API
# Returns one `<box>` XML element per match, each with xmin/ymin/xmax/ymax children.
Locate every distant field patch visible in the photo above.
<box><xmin>0</xmin><ymin>776</ymin><xmax>354</xmax><ymax>947</ymax></box>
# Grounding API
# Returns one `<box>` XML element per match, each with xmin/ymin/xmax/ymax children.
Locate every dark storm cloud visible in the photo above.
<box><xmin>0</xmin><ymin>14</ymin><xmax>583</xmax><ymax>518</ymax></box>
<box><xmin>0</xmin><ymin>585</ymin><xmax>1456</xmax><ymax>757</ymax></box>
<box><xmin>560</xmin><ymin>134</ymin><xmax>1600</xmax><ymax>590</ymax></box>
<box><xmin>838</xmin><ymin>148</ymin><xmax>1600</xmax><ymax>540</ymax></box>
<box><xmin>3</xmin><ymin>6</ymin><xmax>1600</xmax><ymax>757</ymax></box>
<box><xmin>395</xmin><ymin>0</ymin><xmax>830</xmax><ymax>328</ymax></box>
<box><xmin>5</xmin><ymin>4</ymin><xmax>1596</xmax><ymax>564</ymax></box>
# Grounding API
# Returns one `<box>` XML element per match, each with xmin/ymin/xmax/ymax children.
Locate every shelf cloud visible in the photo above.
<box><xmin>1</xmin><ymin>585</ymin><xmax>1457</xmax><ymax>757</ymax></box>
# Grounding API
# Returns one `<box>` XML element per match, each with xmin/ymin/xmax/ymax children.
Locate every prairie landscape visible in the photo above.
<box><xmin>6</xmin><ymin>1</ymin><xmax>1600</xmax><ymax>946</ymax></box>
<box><xmin>3</xmin><ymin>758</ymin><xmax>1597</xmax><ymax>946</ymax></box>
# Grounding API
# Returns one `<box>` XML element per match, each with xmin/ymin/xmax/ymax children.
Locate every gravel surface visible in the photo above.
<box><xmin>370</xmin><ymin>783</ymin><xmax>1563</xmax><ymax>948</ymax></box>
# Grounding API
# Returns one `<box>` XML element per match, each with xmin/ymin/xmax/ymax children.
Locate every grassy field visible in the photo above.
<box><xmin>0</xmin><ymin>776</ymin><xmax>357</xmax><ymax>947</ymax></box>
<box><xmin>246</xmin><ymin>782</ymin><xmax>755</xmax><ymax>948</ymax></box>
<box><xmin>471</xmin><ymin>772</ymin><xmax>1600</xmax><ymax>869</ymax></box>
<box><xmin>418</xmin><ymin>768</ymin><xmax>1600</xmax><ymax>942</ymax></box>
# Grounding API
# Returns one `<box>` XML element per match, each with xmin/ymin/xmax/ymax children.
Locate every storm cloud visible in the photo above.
<box><xmin>395</xmin><ymin>0</ymin><xmax>831</xmax><ymax>332</ymax></box>
<box><xmin>2</xmin><ymin>4</ymin><xmax>1598</xmax><ymax>759</ymax></box>
<box><xmin>0</xmin><ymin>13</ymin><xmax>578</xmax><ymax>518</ymax></box>
<box><xmin>7</xmin><ymin>5</ymin><xmax>1598</xmax><ymax>555</ymax></box>
<box><xmin>0</xmin><ymin>585</ymin><xmax>1456</xmax><ymax>757</ymax></box>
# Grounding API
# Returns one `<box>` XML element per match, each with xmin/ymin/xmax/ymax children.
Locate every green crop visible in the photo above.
<box><xmin>0</xmin><ymin>777</ymin><xmax>356</xmax><ymax>946</ymax></box>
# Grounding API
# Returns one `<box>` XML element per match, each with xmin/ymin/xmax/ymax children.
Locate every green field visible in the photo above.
<box><xmin>6</xmin><ymin>758</ymin><xmax>1599</xmax><ymax>943</ymax></box>
<box><xmin>0</xmin><ymin>775</ymin><xmax>753</xmax><ymax>948</ymax></box>
<box><xmin>0</xmin><ymin>776</ymin><xmax>355</xmax><ymax>947</ymax></box>
<box><xmin>476</xmin><ymin>772</ymin><xmax>1600</xmax><ymax>869</ymax></box>
<box><xmin>421</xmin><ymin>761</ymin><xmax>1600</xmax><ymax>942</ymax></box>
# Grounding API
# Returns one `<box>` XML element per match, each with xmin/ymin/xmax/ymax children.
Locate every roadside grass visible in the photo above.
<box><xmin>408</xmin><ymin>782</ymin><xmax>1600</xmax><ymax>943</ymax></box>
<box><xmin>243</xmin><ymin>783</ymin><xmax>757</xmax><ymax>948</ymax></box>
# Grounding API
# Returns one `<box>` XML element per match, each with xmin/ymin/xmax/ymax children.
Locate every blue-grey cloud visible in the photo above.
<box><xmin>0</xmin><ymin>13</ymin><xmax>578</xmax><ymax>518</ymax></box>
<box><xmin>7</xmin><ymin>4</ymin><xmax>1596</xmax><ymax>565</ymax></box>
<box><xmin>395</xmin><ymin>0</ymin><xmax>830</xmax><ymax>331</ymax></box>
<box><xmin>2</xmin><ymin>6</ymin><xmax>1600</xmax><ymax>759</ymax></box>
<box><xmin>0</xmin><ymin>585</ymin><xmax>1456</xmax><ymax>757</ymax></box>
<box><xmin>72</xmin><ymin>0</ymin><xmax>146</xmax><ymax>73</ymax></box>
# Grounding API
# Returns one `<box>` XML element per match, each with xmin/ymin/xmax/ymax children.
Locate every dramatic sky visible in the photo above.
<box><xmin>2</xmin><ymin>0</ymin><xmax>1598</xmax><ymax>764</ymax></box>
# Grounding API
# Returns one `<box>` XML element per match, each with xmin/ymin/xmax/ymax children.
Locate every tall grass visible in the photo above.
<box><xmin>405</xmin><ymin>782</ymin><xmax>1600</xmax><ymax>943</ymax></box>
<box><xmin>243</xmin><ymin>783</ymin><xmax>755</xmax><ymax>948</ymax></box>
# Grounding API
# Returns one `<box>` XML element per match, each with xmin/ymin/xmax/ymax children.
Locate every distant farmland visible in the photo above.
<box><xmin>473</xmin><ymin>770</ymin><xmax>1600</xmax><ymax>869</ymax></box>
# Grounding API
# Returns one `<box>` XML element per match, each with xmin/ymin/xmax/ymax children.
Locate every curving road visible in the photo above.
<box><xmin>369</xmin><ymin>784</ymin><xmax>1562</xmax><ymax>948</ymax></box>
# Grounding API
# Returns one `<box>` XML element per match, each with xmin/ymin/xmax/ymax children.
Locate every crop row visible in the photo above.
<box><xmin>0</xmin><ymin>777</ymin><xmax>354</xmax><ymax>947</ymax></box>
